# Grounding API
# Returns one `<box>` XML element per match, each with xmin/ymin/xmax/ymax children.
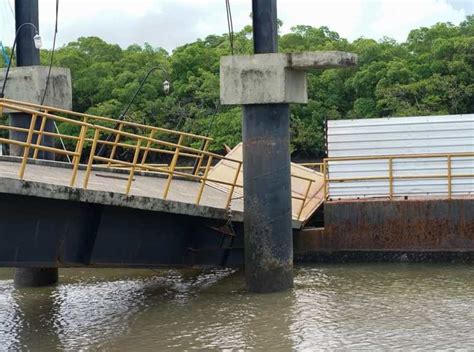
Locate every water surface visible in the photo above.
<box><xmin>0</xmin><ymin>264</ymin><xmax>473</xmax><ymax>350</ymax></box>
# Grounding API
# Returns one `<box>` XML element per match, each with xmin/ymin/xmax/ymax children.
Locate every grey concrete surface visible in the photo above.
<box><xmin>0</xmin><ymin>66</ymin><xmax>72</xmax><ymax>111</ymax></box>
<box><xmin>0</xmin><ymin>157</ymin><xmax>309</xmax><ymax>228</ymax></box>
<box><xmin>220</xmin><ymin>51</ymin><xmax>357</xmax><ymax>105</ymax></box>
<box><xmin>0</xmin><ymin>157</ymin><xmax>244</xmax><ymax>223</ymax></box>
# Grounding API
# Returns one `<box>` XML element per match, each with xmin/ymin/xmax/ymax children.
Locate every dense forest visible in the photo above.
<box><xmin>2</xmin><ymin>16</ymin><xmax>473</xmax><ymax>157</ymax></box>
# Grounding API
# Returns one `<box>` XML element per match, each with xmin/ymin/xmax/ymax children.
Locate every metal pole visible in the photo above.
<box><xmin>243</xmin><ymin>0</ymin><xmax>293</xmax><ymax>293</ymax></box>
<box><xmin>13</xmin><ymin>0</ymin><xmax>58</xmax><ymax>287</ymax></box>
<box><xmin>9</xmin><ymin>0</ymin><xmax>54</xmax><ymax>160</ymax></box>
<box><xmin>15</xmin><ymin>0</ymin><xmax>40</xmax><ymax>66</ymax></box>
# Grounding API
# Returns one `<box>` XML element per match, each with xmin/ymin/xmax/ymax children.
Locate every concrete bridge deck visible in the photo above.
<box><xmin>0</xmin><ymin>156</ymin><xmax>250</xmax><ymax>268</ymax></box>
<box><xmin>2</xmin><ymin>98</ymin><xmax>472</xmax><ymax>271</ymax></box>
<box><xmin>0</xmin><ymin>156</ymin><xmax>245</xmax><ymax>224</ymax></box>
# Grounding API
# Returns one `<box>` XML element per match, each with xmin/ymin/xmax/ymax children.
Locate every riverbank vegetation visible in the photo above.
<box><xmin>2</xmin><ymin>16</ymin><xmax>473</xmax><ymax>157</ymax></box>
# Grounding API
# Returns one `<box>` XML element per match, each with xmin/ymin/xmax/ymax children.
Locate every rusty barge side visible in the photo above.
<box><xmin>294</xmin><ymin>197</ymin><xmax>474</xmax><ymax>263</ymax></box>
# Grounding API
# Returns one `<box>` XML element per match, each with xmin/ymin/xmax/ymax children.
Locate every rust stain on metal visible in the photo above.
<box><xmin>297</xmin><ymin>198</ymin><xmax>474</xmax><ymax>252</ymax></box>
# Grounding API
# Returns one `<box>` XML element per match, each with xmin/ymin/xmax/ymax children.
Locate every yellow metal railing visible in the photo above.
<box><xmin>0</xmin><ymin>98</ymin><xmax>211</xmax><ymax>176</ymax></box>
<box><xmin>323</xmin><ymin>153</ymin><xmax>474</xmax><ymax>200</ymax></box>
<box><xmin>0</xmin><ymin>99</ymin><xmax>320</xmax><ymax>220</ymax></box>
<box><xmin>3</xmin><ymin>100</ymin><xmax>470</xmax><ymax>220</ymax></box>
<box><xmin>298</xmin><ymin>162</ymin><xmax>324</xmax><ymax>174</ymax></box>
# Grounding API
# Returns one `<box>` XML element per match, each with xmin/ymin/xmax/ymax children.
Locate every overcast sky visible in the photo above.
<box><xmin>0</xmin><ymin>0</ymin><xmax>472</xmax><ymax>51</ymax></box>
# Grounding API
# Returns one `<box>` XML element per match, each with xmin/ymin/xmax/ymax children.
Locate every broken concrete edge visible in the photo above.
<box><xmin>0</xmin><ymin>156</ymin><xmax>305</xmax><ymax>229</ymax></box>
<box><xmin>0</xmin><ymin>176</ymin><xmax>243</xmax><ymax>223</ymax></box>
<box><xmin>0</xmin><ymin>66</ymin><xmax>72</xmax><ymax>111</ymax></box>
<box><xmin>221</xmin><ymin>51</ymin><xmax>358</xmax><ymax>71</ymax></box>
<box><xmin>287</xmin><ymin>51</ymin><xmax>358</xmax><ymax>70</ymax></box>
<box><xmin>0</xmin><ymin>177</ymin><xmax>304</xmax><ymax>230</ymax></box>
<box><xmin>220</xmin><ymin>51</ymin><xmax>357</xmax><ymax>105</ymax></box>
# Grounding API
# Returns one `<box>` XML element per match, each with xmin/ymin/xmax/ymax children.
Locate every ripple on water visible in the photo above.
<box><xmin>0</xmin><ymin>264</ymin><xmax>473</xmax><ymax>351</ymax></box>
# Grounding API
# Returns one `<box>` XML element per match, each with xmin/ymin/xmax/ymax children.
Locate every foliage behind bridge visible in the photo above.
<box><xmin>1</xmin><ymin>16</ymin><xmax>473</xmax><ymax>157</ymax></box>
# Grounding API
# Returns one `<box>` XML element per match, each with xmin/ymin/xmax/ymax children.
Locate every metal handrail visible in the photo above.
<box><xmin>6</xmin><ymin>100</ymin><xmax>468</xmax><ymax>219</ymax></box>
<box><xmin>0</xmin><ymin>98</ymin><xmax>212</xmax><ymax>141</ymax></box>
<box><xmin>0</xmin><ymin>102</ymin><xmax>235</xmax><ymax>163</ymax></box>
<box><xmin>323</xmin><ymin>153</ymin><xmax>474</xmax><ymax>200</ymax></box>
<box><xmin>6</xmin><ymin>99</ymin><xmax>472</xmax><ymax>221</ymax></box>
<box><xmin>0</xmin><ymin>100</ymin><xmax>320</xmax><ymax>220</ymax></box>
<box><xmin>298</xmin><ymin>162</ymin><xmax>324</xmax><ymax>173</ymax></box>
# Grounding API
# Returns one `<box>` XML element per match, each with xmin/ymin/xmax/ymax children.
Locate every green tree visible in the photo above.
<box><xmin>1</xmin><ymin>17</ymin><xmax>472</xmax><ymax>156</ymax></box>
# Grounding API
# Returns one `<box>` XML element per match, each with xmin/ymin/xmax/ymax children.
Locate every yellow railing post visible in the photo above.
<box><xmin>32</xmin><ymin>115</ymin><xmax>47</xmax><ymax>159</ymax></box>
<box><xmin>125</xmin><ymin>138</ymin><xmax>142</xmax><ymax>195</ymax></box>
<box><xmin>388</xmin><ymin>157</ymin><xmax>393</xmax><ymax>199</ymax></box>
<box><xmin>194</xmin><ymin>139</ymin><xmax>210</xmax><ymax>176</ymax></box>
<box><xmin>323</xmin><ymin>160</ymin><xmax>328</xmax><ymax>200</ymax></box>
<box><xmin>225</xmin><ymin>161</ymin><xmax>242</xmax><ymax>209</ymax></box>
<box><xmin>108</xmin><ymin>122</ymin><xmax>124</xmax><ymax>167</ymax></box>
<box><xmin>298</xmin><ymin>179</ymin><xmax>313</xmax><ymax>220</ymax></box>
<box><xmin>18</xmin><ymin>113</ymin><xmax>38</xmax><ymax>179</ymax></box>
<box><xmin>83</xmin><ymin>129</ymin><xmax>100</xmax><ymax>189</ymax></box>
<box><xmin>163</xmin><ymin>135</ymin><xmax>183</xmax><ymax>199</ymax></box>
<box><xmin>70</xmin><ymin>122</ymin><xmax>88</xmax><ymax>187</ymax></box>
<box><xmin>196</xmin><ymin>155</ymin><xmax>213</xmax><ymax>204</ymax></box>
<box><xmin>447</xmin><ymin>155</ymin><xmax>452</xmax><ymax>199</ymax></box>
<box><xmin>140</xmin><ymin>130</ymin><xmax>155</xmax><ymax>167</ymax></box>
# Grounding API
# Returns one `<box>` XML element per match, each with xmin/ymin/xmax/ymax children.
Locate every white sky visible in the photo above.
<box><xmin>0</xmin><ymin>0</ymin><xmax>472</xmax><ymax>52</ymax></box>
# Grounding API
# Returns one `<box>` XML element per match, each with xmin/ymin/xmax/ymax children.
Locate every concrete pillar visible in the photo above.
<box><xmin>9</xmin><ymin>116</ymin><xmax>55</xmax><ymax>159</ymax></box>
<box><xmin>12</xmin><ymin>0</ymin><xmax>58</xmax><ymax>287</ymax></box>
<box><xmin>14</xmin><ymin>0</ymin><xmax>40</xmax><ymax>67</ymax></box>
<box><xmin>243</xmin><ymin>103</ymin><xmax>293</xmax><ymax>292</ymax></box>
<box><xmin>220</xmin><ymin>2</ymin><xmax>357</xmax><ymax>294</ymax></box>
<box><xmin>14</xmin><ymin>267</ymin><xmax>58</xmax><ymax>288</ymax></box>
<box><xmin>239</xmin><ymin>0</ymin><xmax>294</xmax><ymax>293</ymax></box>
<box><xmin>10</xmin><ymin>0</ymin><xmax>54</xmax><ymax>157</ymax></box>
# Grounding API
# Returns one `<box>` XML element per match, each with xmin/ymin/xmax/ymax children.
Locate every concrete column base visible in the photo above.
<box><xmin>9</xmin><ymin>113</ymin><xmax>55</xmax><ymax>159</ymax></box>
<box><xmin>14</xmin><ymin>268</ymin><xmax>58</xmax><ymax>287</ymax></box>
<box><xmin>243</xmin><ymin>104</ymin><xmax>294</xmax><ymax>293</ymax></box>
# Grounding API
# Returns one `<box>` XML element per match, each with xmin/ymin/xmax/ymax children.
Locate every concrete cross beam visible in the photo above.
<box><xmin>220</xmin><ymin>51</ymin><xmax>357</xmax><ymax>105</ymax></box>
<box><xmin>0</xmin><ymin>66</ymin><xmax>72</xmax><ymax>111</ymax></box>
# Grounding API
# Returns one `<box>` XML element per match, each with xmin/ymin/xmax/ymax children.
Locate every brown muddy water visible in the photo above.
<box><xmin>0</xmin><ymin>264</ymin><xmax>473</xmax><ymax>350</ymax></box>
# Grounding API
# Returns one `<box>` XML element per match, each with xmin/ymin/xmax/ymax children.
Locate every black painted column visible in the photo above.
<box><xmin>10</xmin><ymin>0</ymin><xmax>54</xmax><ymax>159</ymax></box>
<box><xmin>13</xmin><ymin>0</ymin><xmax>58</xmax><ymax>287</ymax></box>
<box><xmin>15</xmin><ymin>0</ymin><xmax>40</xmax><ymax>66</ymax></box>
<box><xmin>243</xmin><ymin>0</ymin><xmax>293</xmax><ymax>292</ymax></box>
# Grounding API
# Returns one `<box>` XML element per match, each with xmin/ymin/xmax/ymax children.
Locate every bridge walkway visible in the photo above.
<box><xmin>0</xmin><ymin>99</ymin><xmax>325</xmax><ymax>229</ymax></box>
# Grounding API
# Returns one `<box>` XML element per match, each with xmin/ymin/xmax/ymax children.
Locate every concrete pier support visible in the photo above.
<box><xmin>219</xmin><ymin>0</ymin><xmax>356</xmax><ymax>292</ymax></box>
<box><xmin>239</xmin><ymin>0</ymin><xmax>293</xmax><ymax>293</ymax></box>
<box><xmin>11</xmin><ymin>0</ymin><xmax>59</xmax><ymax>287</ymax></box>
<box><xmin>243</xmin><ymin>104</ymin><xmax>293</xmax><ymax>292</ymax></box>
<box><xmin>14</xmin><ymin>268</ymin><xmax>58</xmax><ymax>288</ymax></box>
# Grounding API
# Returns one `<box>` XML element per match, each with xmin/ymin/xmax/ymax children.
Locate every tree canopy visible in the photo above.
<box><xmin>1</xmin><ymin>16</ymin><xmax>473</xmax><ymax>157</ymax></box>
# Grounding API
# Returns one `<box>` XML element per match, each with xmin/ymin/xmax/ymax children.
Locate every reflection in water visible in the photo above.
<box><xmin>0</xmin><ymin>264</ymin><xmax>473</xmax><ymax>350</ymax></box>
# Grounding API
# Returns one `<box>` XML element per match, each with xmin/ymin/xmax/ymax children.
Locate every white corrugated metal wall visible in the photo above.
<box><xmin>327</xmin><ymin>114</ymin><xmax>474</xmax><ymax>199</ymax></box>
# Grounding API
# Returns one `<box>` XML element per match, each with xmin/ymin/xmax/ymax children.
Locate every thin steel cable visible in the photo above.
<box><xmin>7</xmin><ymin>0</ymin><xmax>14</xmax><ymax>17</ymax></box>
<box><xmin>200</xmin><ymin>0</ymin><xmax>234</xmax><ymax>144</ymax></box>
<box><xmin>40</xmin><ymin>0</ymin><xmax>58</xmax><ymax>106</ymax></box>
<box><xmin>225</xmin><ymin>0</ymin><xmax>234</xmax><ymax>55</ymax></box>
<box><xmin>40</xmin><ymin>0</ymin><xmax>71</xmax><ymax>163</ymax></box>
